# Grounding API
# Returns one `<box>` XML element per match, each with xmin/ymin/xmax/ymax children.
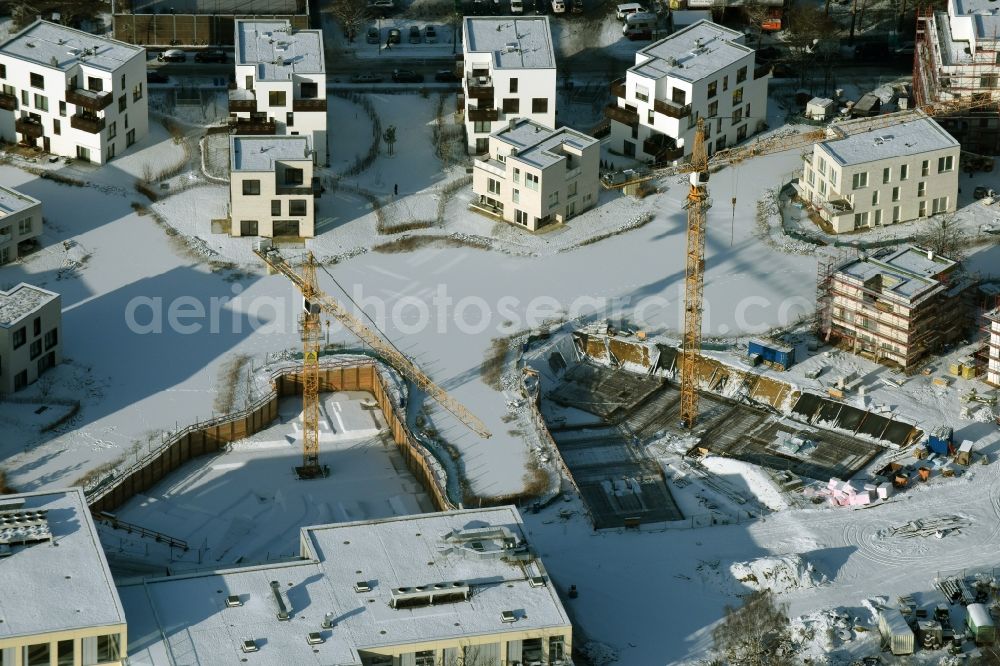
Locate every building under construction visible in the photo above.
<box><xmin>817</xmin><ymin>246</ymin><xmax>974</xmax><ymax>372</ymax></box>
<box><xmin>913</xmin><ymin>0</ymin><xmax>1000</xmax><ymax>153</ymax></box>
<box><xmin>111</xmin><ymin>0</ymin><xmax>308</xmax><ymax>46</ymax></box>
<box><xmin>983</xmin><ymin>306</ymin><xmax>1000</xmax><ymax>386</ymax></box>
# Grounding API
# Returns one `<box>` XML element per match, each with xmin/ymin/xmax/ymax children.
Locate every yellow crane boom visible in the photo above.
<box><xmin>254</xmin><ymin>246</ymin><xmax>492</xmax><ymax>440</ymax></box>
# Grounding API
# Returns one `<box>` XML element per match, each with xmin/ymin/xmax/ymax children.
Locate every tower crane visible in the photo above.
<box><xmin>254</xmin><ymin>245</ymin><xmax>491</xmax><ymax>478</ymax></box>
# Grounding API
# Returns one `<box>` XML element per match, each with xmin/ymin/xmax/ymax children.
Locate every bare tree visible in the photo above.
<box><xmin>916</xmin><ymin>214</ymin><xmax>967</xmax><ymax>260</ymax></box>
<box><xmin>743</xmin><ymin>0</ymin><xmax>771</xmax><ymax>50</ymax></box>
<box><xmin>711</xmin><ymin>590</ymin><xmax>795</xmax><ymax>666</ymax></box>
<box><xmin>329</xmin><ymin>0</ymin><xmax>368</xmax><ymax>44</ymax></box>
<box><xmin>383</xmin><ymin>125</ymin><xmax>397</xmax><ymax>156</ymax></box>
<box><xmin>784</xmin><ymin>6</ymin><xmax>840</xmax><ymax>93</ymax></box>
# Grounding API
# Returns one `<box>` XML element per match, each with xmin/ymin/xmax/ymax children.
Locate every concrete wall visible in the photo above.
<box><xmin>229</xmin><ymin>159</ymin><xmax>315</xmax><ymax>237</ymax></box>
<box><xmin>0</xmin><ymin>192</ymin><xmax>42</xmax><ymax>264</ymax></box>
<box><xmin>113</xmin><ymin>13</ymin><xmax>309</xmax><ymax>46</ymax></box>
<box><xmin>232</xmin><ymin>70</ymin><xmax>328</xmax><ymax>165</ymax></box>
<box><xmin>358</xmin><ymin>631</ymin><xmax>572</xmax><ymax>665</ymax></box>
<box><xmin>0</xmin><ymin>625</ymin><xmax>127</xmax><ymax>666</ymax></box>
<box><xmin>0</xmin><ymin>291</ymin><xmax>61</xmax><ymax>395</ymax></box>
<box><xmin>87</xmin><ymin>360</ymin><xmax>454</xmax><ymax>515</ymax></box>
<box><xmin>462</xmin><ymin>56</ymin><xmax>556</xmax><ymax>152</ymax></box>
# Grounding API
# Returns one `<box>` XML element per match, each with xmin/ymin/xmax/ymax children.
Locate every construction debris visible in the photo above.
<box><xmin>884</xmin><ymin>516</ymin><xmax>971</xmax><ymax>539</ymax></box>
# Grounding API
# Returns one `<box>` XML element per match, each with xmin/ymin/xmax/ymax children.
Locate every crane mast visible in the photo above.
<box><xmin>298</xmin><ymin>253</ymin><xmax>324</xmax><ymax>478</ymax></box>
<box><xmin>679</xmin><ymin>118</ymin><xmax>710</xmax><ymax>430</ymax></box>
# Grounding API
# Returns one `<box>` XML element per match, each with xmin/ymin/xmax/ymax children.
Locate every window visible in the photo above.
<box><xmin>12</xmin><ymin>327</ymin><xmax>25</xmax><ymax>349</ymax></box>
<box><xmin>473</xmin><ymin>121</ymin><xmax>490</xmax><ymax>133</ymax></box>
<box><xmin>882</xmin><ymin>167</ymin><xmax>890</xmax><ymax>184</ymax></box>
<box><xmin>488</xmin><ymin>177</ymin><xmax>500</xmax><ymax>195</ymax></box>
<box><xmin>932</xmin><ymin>196</ymin><xmax>949</xmax><ymax>213</ymax></box>
<box><xmin>76</xmin><ymin>146</ymin><xmax>90</xmax><ymax>162</ymax></box>
<box><xmin>44</xmin><ymin>328</ymin><xmax>57</xmax><ymax>350</ymax></box>
<box><xmin>415</xmin><ymin>651</ymin><xmax>435</xmax><ymax>666</ymax></box>
<box><xmin>874</xmin><ymin>209</ymin><xmax>882</xmax><ymax>225</ymax></box>
<box><xmin>921</xmin><ymin>159</ymin><xmax>929</xmax><ymax>176</ymax></box>
<box><xmin>512</xmin><ymin>188</ymin><xmax>520</xmax><ymax>204</ymax></box>
<box><xmin>271</xmin><ymin>200</ymin><xmax>281</xmax><ymax>216</ymax></box>
<box><xmin>502</xmin><ymin>98</ymin><xmax>519</xmax><ymax>113</ymax></box>
<box><xmin>30</xmin><ymin>72</ymin><xmax>44</xmax><ymax>89</ymax></box>
<box><xmin>29</xmin><ymin>339</ymin><xmax>41</xmax><ymax>361</ymax></box>
<box><xmin>737</xmin><ymin>124</ymin><xmax>747</xmax><ymax>141</ymax></box>
<box><xmin>525</xmin><ymin>172</ymin><xmax>539</xmax><ymax>191</ymax></box>
<box><xmin>817</xmin><ymin>157</ymin><xmax>826</xmax><ymax>176</ymax></box>
<box><xmin>548</xmin><ymin>191</ymin><xmax>559</xmax><ymax>206</ymax></box>
<box><xmin>118</xmin><ymin>94</ymin><xmax>126</xmax><ymax>112</ymax></box>
<box><xmin>568</xmin><ymin>180</ymin><xmax>577</xmax><ymax>197</ymax></box>
<box><xmin>938</xmin><ymin>155</ymin><xmax>954</xmax><ymax>172</ymax></box>
<box><xmin>919</xmin><ymin>200</ymin><xmax>927</xmax><ymax>216</ymax></box>
<box><xmin>532</xmin><ymin>97</ymin><xmax>548</xmax><ymax>113</ymax></box>
<box><xmin>707</xmin><ymin>80</ymin><xmax>717</xmax><ymax>98</ymax></box>
<box><xmin>87</xmin><ymin>76</ymin><xmax>102</xmax><ymax>92</ymax></box>
<box><xmin>708</xmin><ymin>100</ymin><xmax>718</xmax><ymax>118</ymax></box>
<box><xmin>32</xmin><ymin>317</ymin><xmax>40</xmax><ymax>337</ymax></box>
<box><xmin>722</xmin><ymin>75</ymin><xmax>729</xmax><ymax>91</ymax></box>
<box><xmin>806</xmin><ymin>168</ymin><xmax>815</xmax><ymax>186</ymax></box>
<box><xmin>0</xmin><ymin>64</ymin><xmax>5</xmax><ymax>79</ymax></box>
<box><xmin>512</xmin><ymin>167</ymin><xmax>520</xmax><ymax>184</ymax></box>
<box><xmin>286</xmin><ymin>111</ymin><xmax>294</xmax><ymax>127</ymax></box>
<box><xmin>918</xmin><ymin>181</ymin><xmax>926</xmax><ymax>196</ymax></box>
<box><xmin>635</xmin><ymin>85</ymin><xmax>649</xmax><ymax>102</ymax></box>
<box><xmin>132</xmin><ymin>82</ymin><xmax>143</xmax><ymax>101</ymax></box>
<box><xmin>981</xmin><ymin>73</ymin><xmax>998</xmax><ymax>88</ymax></box>
<box><xmin>33</xmin><ymin>94</ymin><xmax>47</xmax><ymax>111</ymax></box>
<box><xmin>733</xmin><ymin>107</ymin><xmax>743</xmax><ymax>124</ymax></box>
<box><xmin>732</xmin><ymin>88</ymin><xmax>743</xmax><ymax>105</ymax></box>
<box><xmin>301</xmin><ymin>81</ymin><xmax>318</xmax><ymax>98</ymax></box>
<box><xmin>284</xmin><ymin>168</ymin><xmax>304</xmax><ymax>185</ymax></box>
<box><xmin>737</xmin><ymin>66</ymin><xmax>748</xmax><ymax>83</ymax></box>
<box><xmin>818</xmin><ymin>180</ymin><xmax>826</xmax><ymax>195</ymax></box>
<box><xmin>871</xmin><ymin>190</ymin><xmax>879</xmax><ymax>205</ymax></box>
<box><xmin>900</xmin><ymin>164</ymin><xmax>909</xmax><ymax>180</ymax></box>
<box><xmin>671</xmin><ymin>87</ymin><xmax>686</xmax><ymax>104</ymax></box>
<box><xmin>58</xmin><ymin>100</ymin><xmax>66</xmax><ymax>116</ymax></box>
<box><xmin>892</xmin><ymin>186</ymin><xmax>900</xmax><ymax>202</ymax></box>
<box><xmin>892</xmin><ymin>205</ymin><xmax>901</xmax><ymax>222</ymax></box>
<box><xmin>648</xmin><ymin>109</ymin><xmax>654</xmax><ymax>124</ymax></box>
<box><xmin>82</xmin><ymin>634</ymin><xmax>121</xmax><ymax>665</ymax></box>
<box><xmin>18</xmin><ymin>218</ymin><xmax>32</xmax><ymax>236</ymax></box>
<box><xmin>126</xmin><ymin>129</ymin><xmax>135</xmax><ymax>147</ymax></box>
<box><xmin>242</xmin><ymin>179</ymin><xmax>261</xmax><ymax>195</ymax></box>
<box><xmin>53</xmin><ymin>118</ymin><xmax>60</xmax><ymax>135</ymax></box>
<box><xmin>514</xmin><ymin>209</ymin><xmax>529</xmax><ymax>226</ymax></box>
<box><xmin>108</xmin><ymin>121</ymin><xmax>116</xmax><ymax>139</ymax></box>
<box><xmin>121</xmin><ymin>74</ymin><xmax>126</xmax><ymax>89</ymax></box>
<box><xmin>851</xmin><ymin>172</ymin><xmax>868</xmax><ymax>189</ymax></box>
<box><xmin>853</xmin><ymin>211</ymin><xmax>869</xmax><ymax>228</ymax></box>
<box><xmin>830</xmin><ymin>170</ymin><xmax>838</xmax><ymax>188</ymax></box>
<box><xmin>510</xmin><ymin>78</ymin><xmax>518</xmax><ymax>93</ymax></box>
<box><xmin>20</xmin><ymin>90</ymin><xmax>27</xmax><ymax>105</ymax></box>
<box><xmin>549</xmin><ymin>636</ymin><xmax>567</xmax><ymax>661</ymax></box>
<box><xmin>24</xmin><ymin>643</ymin><xmax>49</xmax><ymax>666</ymax></box>
<box><xmin>289</xmin><ymin>199</ymin><xmax>308</xmax><ymax>216</ymax></box>
<box><xmin>268</xmin><ymin>90</ymin><xmax>286</xmax><ymax>106</ymax></box>
<box><xmin>124</xmin><ymin>113</ymin><xmax>129</xmax><ymax>129</ymax></box>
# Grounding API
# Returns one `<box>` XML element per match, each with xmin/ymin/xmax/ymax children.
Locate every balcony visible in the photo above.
<box><xmin>228</xmin><ymin>89</ymin><xmax>256</xmax><ymax>113</ymax></box>
<box><xmin>604</xmin><ymin>103</ymin><xmax>639</xmax><ymax>127</ymax></box>
<box><xmin>653</xmin><ymin>98</ymin><xmax>692</xmax><ymax>119</ymax></box>
<box><xmin>65</xmin><ymin>86</ymin><xmax>113</xmax><ymax>111</ymax></box>
<box><xmin>754</xmin><ymin>65</ymin><xmax>773</xmax><ymax>80</ymax></box>
<box><xmin>0</xmin><ymin>92</ymin><xmax>16</xmax><ymax>111</ymax></box>
<box><xmin>15</xmin><ymin>117</ymin><xmax>43</xmax><ymax>138</ymax></box>
<box><xmin>467</xmin><ymin>107</ymin><xmax>499</xmax><ymax>122</ymax></box>
<box><xmin>228</xmin><ymin>118</ymin><xmax>276</xmax><ymax>135</ymax></box>
<box><xmin>610</xmin><ymin>77</ymin><xmax>625</xmax><ymax>99</ymax></box>
<box><xmin>817</xmin><ymin>197</ymin><xmax>854</xmax><ymax>217</ymax></box>
<box><xmin>292</xmin><ymin>98</ymin><xmax>327</xmax><ymax>112</ymax></box>
<box><xmin>475</xmin><ymin>157</ymin><xmax>506</xmax><ymax>177</ymax></box>
<box><xmin>643</xmin><ymin>133</ymin><xmax>683</xmax><ymax>161</ymax></box>
<box><xmin>70</xmin><ymin>113</ymin><xmax>105</xmax><ymax>134</ymax></box>
<box><xmin>466</xmin><ymin>77</ymin><xmax>495</xmax><ymax>101</ymax></box>
<box><xmin>276</xmin><ymin>185</ymin><xmax>313</xmax><ymax>196</ymax></box>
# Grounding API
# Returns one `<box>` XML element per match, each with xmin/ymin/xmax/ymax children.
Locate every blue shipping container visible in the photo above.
<box><xmin>928</xmin><ymin>426</ymin><xmax>953</xmax><ymax>455</ymax></box>
<box><xmin>747</xmin><ymin>339</ymin><xmax>796</xmax><ymax>370</ymax></box>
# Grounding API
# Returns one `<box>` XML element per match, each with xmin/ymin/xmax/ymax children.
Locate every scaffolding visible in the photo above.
<box><xmin>972</xmin><ymin>284</ymin><xmax>1000</xmax><ymax>381</ymax></box>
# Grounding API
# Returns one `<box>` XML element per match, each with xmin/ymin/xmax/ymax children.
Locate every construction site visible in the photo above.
<box><xmin>111</xmin><ymin>0</ymin><xmax>309</xmax><ymax>46</ymax></box>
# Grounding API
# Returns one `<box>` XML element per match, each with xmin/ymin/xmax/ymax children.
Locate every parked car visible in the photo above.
<box><xmin>157</xmin><ymin>49</ymin><xmax>186</xmax><ymax>63</ymax></box>
<box><xmin>368</xmin><ymin>0</ymin><xmax>395</xmax><ymax>9</ymax></box>
<box><xmin>194</xmin><ymin>49</ymin><xmax>226</xmax><ymax>63</ymax></box>
<box><xmin>387</xmin><ymin>28</ymin><xmax>402</xmax><ymax>44</ymax></box>
<box><xmin>624</xmin><ymin>27</ymin><xmax>652</xmax><ymax>40</ymax></box>
<box><xmin>351</xmin><ymin>72</ymin><xmax>384</xmax><ymax>83</ymax></box>
<box><xmin>434</xmin><ymin>69</ymin><xmax>460</xmax><ymax>83</ymax></box>
<box><xmin>551</xmin><ymin>0</ymin><xmax>566</xmax><ymax>12</ymax></box>
<box><xmin>511</xmin><ymin>0</ymin><xmax>525</xmax><ymax>12</ymax></box>
<box><xmin>146</xmin><ymin>71</ymin><xmax>169</xmax><ymax>83</ymax></box>
<box><xmin>425</xmin><ymin>25</ymin><xmax>438</xmax><ymax>42</ymax></box>
<box><xmin>366</xmin><ymin>26</ymin><xmax>380</xmax><ymax>43</ymax></box>
<box><xmin>615</xmin><ymin>2</ymin><xmax>646</xmax><ymax>19</ymax></box>
<box><xmin>392</xmin><ymin>69</ymin><xmax>422</xmax><ymax>83</ymax></box>
<box><xmin>409</xmin><ymin>25</ymin><xmax>421</xmax><ymax>43</ymax></box>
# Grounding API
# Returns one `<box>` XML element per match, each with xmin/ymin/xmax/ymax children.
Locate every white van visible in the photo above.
<box><xmin>616</xmin><ymin>2</ymin><xmax>647</xmax><ymax>20</ymax></box>
<box><xmin>624</xmin><ymin>11</ymin><xmax>656</xmax><ymax>28</ymax></box>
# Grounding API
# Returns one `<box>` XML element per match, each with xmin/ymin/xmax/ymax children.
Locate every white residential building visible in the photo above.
<box><xmin>120</xmin><ymin>507</ymin><xmax>573</xmax><ymax>665</ymax></box>
<box><xmin>607</xmin><ymin>20</ymin><xmax>769</xmax><ymax>163</ymax></box>
<box><xmin>0</xmin><ymin>283</ymin><xmax>60</xmax><ymax>393</ymax></box>
<box><xmin>462</xmin><ymin>17</ymin><xmax>556</xmax><ymax>154</ymax></box>
<box><xmin>0</xmin><ymin>488</ymin><xmax>127</xmax><ymax>665</ymax></box>
<box><xmin>987</xmin><ymin>308</ymin><xmax>1000</xmax><ymax>386</ymax></box>
<box><xmin>230</xmin><ymin>19</ymin><xmax>327</xmax><ymax>166</ymax></box>
<box><xmin>798</xmin><ymin>112</ymin><xmax>960</xmax><ymax>234</ymax></box>
<box><xmin>230</xmin><ymin>134</ymin><xmax>315</xmax><ymax>238</ymax></box>
<box><xmin>473</xmin><ymin>118</ymin><xmax>600</xmax><ymax>231</ymax></box>
<box><xmin>0</xmin><ymin>184</ymin><xmax>42</xmax><ymax>265</ymax></box>
<box><xmin>0</xmin><ymin>20</ymin><xmax>148</xmax><ymax>164</ymax></box>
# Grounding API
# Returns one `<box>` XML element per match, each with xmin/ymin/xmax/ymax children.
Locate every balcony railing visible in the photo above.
<box><xmin>276</xmin><ymin>185</ymin><xmax>313</xmax><ymax>196</ymax></box>
<box><xmin>817</xmin><ymin>197</ymin><xmax>854</xmax><ymax>216</ymax></box>
<box><xmin>0</xmin><ymin>92</ymin><xmax>16</xmax><ymax>111</ymax></box>
<box><xmin>653</xmin><ymin>98</ymin><xmax>692</xmax><ymax>119</ymax></box>
<box><xmin>228</xmin><ymin>118</ymin><xmax>277</xmax><ymax>135</ymax></box>
<box><xmin>466</xmin><ymin>76</ymin><xmax>494</xmax><ymax>100</ymax></box>
<box><xmin>15</xmin><ymin>117</ymin><xmax>44</xmax><ymax>138</ymax></box>
<box><xmin>475</xmin><ymin>157</ymin><xmax>506</xmax><ymax>177</ymax></box>
<box><xmin>467</xmin><ymin>107</ymin><xmax>499</xmax><ymax>122</ymax></box>
<box><xmin>70</xmin><ymin>113</ymin><xmax>105</xmax><ymax>134</ymax></box>
<box><xmin>643</xmin><ymin>134</ymin><xmax>683</xmax><ymax>161</ymax></box>
<box><xmin>610</xmin><ymin>78</ymin><xmax>625</xmax><ymax>99</ymax></box>
<box><xmin>65</xmin><ymin>87</ymin><xmax>113</xmax><ymax>111</ymax></box>
<box><xmin>604</xmin><ymin>103</ymin><xmax>639</xmax><ymax>127</ymax></box>
<box><xmin>292</xmin><ymin>98</ymin><xmax>328</xmax><ymax>112</ymax></box>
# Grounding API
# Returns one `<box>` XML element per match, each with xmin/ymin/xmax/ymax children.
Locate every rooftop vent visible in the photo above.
<box><xmin>0</xmin><ymin>509</ymin><xmax>52</xmax><ymax>548</ymax></box>
<box><xmin>501</xmin><ymin>610</ymin><xmax>517</xmax><ymax>623</ymax></box>
<box><xmin>270</xmin><ymin>580</ymin><xmax>290</xmax><ymax>621</ymax></box>
<box><xmin>528</xmin><ymin>576</ymin><xmax>546</xmax><ymax>588</ymax></box>
<box><xmin>57</xmin><ymin>38</ymin><xmax>66</xmax><ymax>45</ymax></box>
<box><xmin>25</xmin><ymin>42</ymin><xmax>35</xmax><ymax>48</ymax></box>
<box><xmin>225</xmin><ymin>595</ymin><xmax>242</xmax><ymax>608</ymax></box>
<box><xmin>354</xmin><ymin>581</ymin><xmax>371</xmax><ymax>593</ymax></box>
<box><xmin>322</xmin><ymin>612</ymin><xmax>334</xmax><ymax>629</ymax></box>
<box><xmin>241</xmin><ymin>639</ymin><xmax>258</xmax><ymax>654</ymax></box>
<box><xmin>390</xmin><ymin>581</ymin><xmax>470</xmax><ymax>609</ymax></box>
<box><xmin>306</xmin><ymin>632</ymin><xmax>324</xmax><ymax>645</ymax></box>
<box><xmin>694</xmin><ymin>37</ymin><xmax>702</xmax><ymax>48</ymax></box>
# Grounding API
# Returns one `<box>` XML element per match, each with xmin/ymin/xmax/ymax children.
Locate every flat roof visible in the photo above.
<box><xmin>0</xmin><ymin>488</ymin><xmax>125</xmax><ymax>640</ymax></box>
<box><xmin>235</xmin><ymin>19</ymin><xmax>324</xmax><ymax>81</ymax></box>
<box><xmin>493</xmin><ymin>118</ymin><xmax>598</xmax><ymax>170</ymax></box>
<box><xmin>821</xmin><ymin>113</ymin><xmax>959</xmax><ymax>168</ymax></box>
<box><xmin>0</xmin><ymin>184</ymin><xmax>40</xmax><ymax>217</ymax></box>
<box><xmin>952</xmin><ymin>0</ymin><xmax>1000</xmax><ymax>40</ymax></box>
<box><xmin>837</xmin><ymin>246</ymin><xmax>957</xmax><ymax>302</ymax></box>
<box><xmin>121</xmin><ymin>507</ymin><xmax>572</xmax><ymax>665</ymax></box>
<box><xmin>0</xmin><ymin>20</ymin><xmax>144</xmax><ymax>73</ymax></box>
<box><xmin>230</xmin><ymin>135</ymin><xmax>311</xmax><ymax>171</ymax></box>
<box><xmin>463</xmin><ymin>17</ymin><xmax>555</xmax><ymax>69</ymax></box>
<box><xmin>129</xmin><ymin>0</ymin><xmax>303</xmax><ymax>13</ymax></box>
<box><xmin>0</xmin><ymin>283</ymin><xmax>58</xmax><ymax>328</ymax></box>
<box><xmin>630</xmin><ymin>20</ymin><xmax>751</xmax><ymax>83</ymax></box>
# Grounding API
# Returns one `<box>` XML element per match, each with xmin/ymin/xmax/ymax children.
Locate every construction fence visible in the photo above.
<box><xmin>85</xmin><ymin>358</ymin><xmax>454</xmax><ymax>515</ymax></box>
<box><xmin>112</xmin><ymin>13</ymin><xmax>309</xmax><ymax>46</ymax></box>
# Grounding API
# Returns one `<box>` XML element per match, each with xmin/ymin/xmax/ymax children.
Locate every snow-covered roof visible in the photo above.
<box><xmin>119</xmin><ymin>507</ymin><xmax>571</xmax><ymax>664</ymax></box>
<box><xmin>953</xmin><ymin>0</ymin><xmax>1000</xmax><ymax>41</ymax></box>
<box><xmin>0</xmin><ymin>184</ymin><xmax>40</xmax><ymax>217</ymax></box>
<box><xmin>819</xmin><ymin>113</ymin><xmax>959</xmax><ymax>167</ymax></box>
<box><xmin>231</xmin><ymin>135</ymin><xmax>311</xmax><ymax>171</ymax></box>
<box><xmin>492</xmin><ymin>118</ymin><xmax>598</xmax><ymax>170</ymax></box>
<box><xmin>836</xmin><ymin>246</ymin><xmax>958</xmax><ymax>303</ymax></box>
<box><xmin>630</xmin><ymin>20</ymin><xmax>753</xmax><ymax>83</ymax></box>
<box><xmin>463</xmin><ymin>17</ymin><xmax>555</xmax><ymax>69</ymax></box>
<box><xmin>235</xmin><ymin>19</ymin><xmax>324</xmax><ymax>80</ymax></box>
<box><xmin>986</xmin><ymin>306</ymin><xmax>1000</xmax><ymax>324</ymax></box>
<box><xmin>0</xmin><ymin>20</ymin><xmax>144</xmax><ymax>73</ymax></box>
<box><xmin>0</xmin><ymin>283</ymin><xmax>58</xmax><ymax>328</ymax></box>
<box><xmin>0</xmin><ymin>488</ymin><xmax>125</xmax><ymax>640</ymax></box>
